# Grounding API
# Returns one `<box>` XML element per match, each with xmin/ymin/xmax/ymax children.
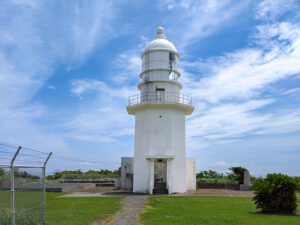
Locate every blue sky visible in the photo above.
<box><xmin>1</xmin><ymin>0</ymin><xmax>300</xmax><ymax>176</ymax></box>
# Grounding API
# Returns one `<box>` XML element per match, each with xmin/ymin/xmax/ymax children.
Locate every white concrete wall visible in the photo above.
<box><xmin>140</xmin><ymin>81</ymin><xmax>181</xmax><ymax>96</ymax></box>
<box><xmin>186</xmin><ymin>157</ymin><xmax>196</xmax><ymax>191</ymax></box>
<box><xmin>133</xmin><ymin>107</ymin><xmax>187</xmax><ymax>193</ymax></box>
<box><xmin>121</xmin><ymin>157</ymin><xmax>134</xmax><ymax>190</ymax></box>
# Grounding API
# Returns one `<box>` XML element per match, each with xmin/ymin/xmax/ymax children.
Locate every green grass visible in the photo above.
<box><xmin>0</xmin><ymin>191</ymin><xmax>43</xmax><ymax>225</ymax></box>
<box><xmin>1</xmin><ymin>191</ymin><xmax>299</xmax><ymax>224</ymax></box>
<box><xmin>46</xmin><ymin>193</ymin><xmax>123</xmax><ymax>225</ymax></box>
<box><xmin>139</xmin><ymin>196</ymin><xmax>300</xmax><ymax>225</ymax></box>
<box><xmin>0</xmin><ymin>191</ymin><xmax>124</xmax><ymax>225</ymax></box>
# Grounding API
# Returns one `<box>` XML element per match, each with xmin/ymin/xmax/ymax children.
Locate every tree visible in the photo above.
<box><xmin>228</xmin><ymin>166</ymin><xmax>247</xmax><ymax>184</ymax></box>
<box><xmin>85</xmin><ymin>170</ymin><xmax>99</xmax><ymax>174</ymax></box>
<box><xmin>196</xmin><ymin>170</ymin><xmax>223</xmax><ymax>179</ymax></box>
<box><xmin>0</xmin><ymin>168</ymin><xmax>5</xmax><ymax>177</ymax></box>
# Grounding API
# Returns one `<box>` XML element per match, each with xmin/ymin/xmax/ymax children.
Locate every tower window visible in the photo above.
<box><xmin>169</xmin><ymin>52</ymin><xmax>175</xmax><ymax>61</ymax></box>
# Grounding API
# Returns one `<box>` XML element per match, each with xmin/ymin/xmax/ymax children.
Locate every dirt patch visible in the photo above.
<box><xmin>94</xmin><ymin>196</ymin><xmax>147</xmax><ymax>225</ymax></box>
<box><xmin>178</xmin><ymin>188</ymin><xmax>254</xmax><ymax>197</ymax></box>
<box><xmin>85</xmin><ymin>186</ymin><xmax>126</xmax><ymax>193</ymax></box>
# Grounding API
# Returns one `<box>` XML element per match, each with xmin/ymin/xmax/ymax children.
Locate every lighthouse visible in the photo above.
<box><xmin>121</xmin><ymin>27</ymin><xmax>196</xmax><ymax>194</ymax></box>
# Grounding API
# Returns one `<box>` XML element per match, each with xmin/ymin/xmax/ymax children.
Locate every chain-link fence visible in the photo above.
<box><xmin>0</xmin><ymin>143</ymin><xmax>52</xmax><ymax>225</ymax></box>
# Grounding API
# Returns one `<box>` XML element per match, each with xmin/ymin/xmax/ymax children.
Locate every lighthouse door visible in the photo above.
<box><xmin>154</xmin><ymin>159</ymin><xmax>167</xmax><ymax>193</ymax></box>
<box><xmin>156</xmin><ymin>88</ymin><xmax>165</xmax><ymax>102</ymax></box>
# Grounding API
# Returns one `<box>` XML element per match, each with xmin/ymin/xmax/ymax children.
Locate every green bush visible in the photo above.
<box><xmin>295</xmin><ymin>176</ymin><xmax>300</xmax><ymax>191</ymax></box>
<box><xmin>252</xmin><ymin>173</ymin><xmax>298</xmax><ymax>214</ymax></box>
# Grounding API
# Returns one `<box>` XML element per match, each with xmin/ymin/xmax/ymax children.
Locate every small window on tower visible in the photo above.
<box><xmin>169</xmin><ymin>52</ymin><xmax>175</xmax><ymax>62</ymax></box>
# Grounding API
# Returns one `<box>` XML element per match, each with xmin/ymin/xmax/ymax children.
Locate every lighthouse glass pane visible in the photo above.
<box><xmin>154</xmin><ymin>161</ymin><xmax>166</xmax><ymax>183</ymax></box>
<box><xmin>169</xmin><ymin>53</ymin><xmax>175</xmax><ymax>61</ymax></box>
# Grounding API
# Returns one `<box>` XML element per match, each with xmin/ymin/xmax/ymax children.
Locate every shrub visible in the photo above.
<box><xmin>252</xmin><ymin>173</ymin><xmax>298</xmax><ymax>214</ymax></box>
<box><xmin>295</xmin><ymin>176</ymin><xmax>300</xmax><ymax>191</ymax></box>
<box><xmin>228</xmin><ymin>167</ymin><xmax>247</xmax><ymax>184</ymax></box>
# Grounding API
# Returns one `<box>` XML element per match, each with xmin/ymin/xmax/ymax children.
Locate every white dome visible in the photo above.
<box><xmin>145</xmin><ymin>27</ymin><xmax>178</xmax><ymax>53</ymax></box>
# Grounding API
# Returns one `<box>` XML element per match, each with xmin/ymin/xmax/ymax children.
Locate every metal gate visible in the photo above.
<box><xmin>154</xmin><ymin>160</ymin><xmax>167</xmax><ymax>193</ymax></box>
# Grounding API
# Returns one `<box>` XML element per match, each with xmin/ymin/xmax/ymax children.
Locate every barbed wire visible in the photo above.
<box><xmin>0</xmin><ymin>142</ymin><xmax>48</xmax><ymax>155</ymax></box>
<box><xmin>0</xmin><ymin>141</ymin><xmax>120</xmax><ymax>165</ymax></box>
<box><xmin>0</xmin><ymin>150</ymin><xmax>46</xmax><ymax>160</ymax></box>
<box><xmin>22</xmin><ymin>147</ymin><xmax>49</xmax><ymax>155</ymax></box>
<box><xmin>0</xmin><ymin>142</ymin><xmax>18</xmax><ymax>149</ymax></box>
<box><xmin>0</xmin><ymin>150</ymin><xmax>14</xmax><ymax>155</ymax></box>
<box><xmin>14</xmin><ymin>158</ymin><xmax>44</xmax><ymax>164</ymax></box>
<box><xmin>0</xmin><ymin>157</ymin><xmax>12</xmax><ymax>161</ymax></box>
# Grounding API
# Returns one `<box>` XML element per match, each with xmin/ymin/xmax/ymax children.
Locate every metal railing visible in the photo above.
<box><xmin>128</xmin><ymin>92</ymin><xmax>193</xmax><ymax>106</ymax></box>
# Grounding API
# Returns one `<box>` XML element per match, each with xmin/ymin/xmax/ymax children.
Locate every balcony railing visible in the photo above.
<box><xmin>128</xmin><ymin>92</ymin><xmax>193</xmax><ymax>107</ymax></box>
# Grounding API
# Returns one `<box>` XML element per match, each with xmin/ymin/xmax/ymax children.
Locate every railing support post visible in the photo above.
<box><xmin>11</xmin><ymin>146</ymin><xmax>22</xmax><ymax>225</ymax></box>
<box><xmin>42</xmin><ymin>152</ymin><xmax>52</xmax><ymax>223</ymax></box>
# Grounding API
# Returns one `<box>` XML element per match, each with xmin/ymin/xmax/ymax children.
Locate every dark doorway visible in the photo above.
<box><xmin>153</xmin><ymin>159</ymin><xmax>168</xmax><ymax>193</ymax></box>
<box><xmin>156</xmin><ymin>88</ymin><xmax>165</xmax><ymax>102</ymax></box>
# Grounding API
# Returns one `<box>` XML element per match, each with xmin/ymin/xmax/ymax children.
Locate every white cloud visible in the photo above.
<box><xmin>157</xmin><ymin>0</ymin><xmax>251</xmax><ymax>51</ymax></box>
<box><xmin>112</xmin><ymin>51</ymin><xmax>142</xmax><ymax>84</ymax></box>
<box><xmin>0</xmin><ymin>1</ymin><xmax>118</xmax><ymax>110</ymax></box>
<box><xmin>71</xmin><ymin>79</ymin><xmax>136</xmax><ymax>99</ymax></box>
<box><xmin>182</xmin><ymin>23</ymin><xmax>300</xmax><ymax>104</ymax></box>
<box><xmin>64</xmin><ymin>78</ymin><xmax>136</xmax><ymax>143</ymax></box>
<box><xmin>47</xmin><ymin>85</ymin><xmax>56</xmax><ymax>90</ymax></box>
<box><xmin>110</xmin><ymin>37</ymin><xmax>149</xmax><ymax>85</ymax></box>
<box><xmin>0</xmin><ymin>1</ymin><xmax>119</xmax><ymax>154</ymax></box>
<box><xmin>255</xmin><ymin>0</ymin><xmax>299</xmax><ymax>20</ymax></box>
<box><xmin>183</xmin><ymin>21</ymin><xmax>300</xmax><ymax>151</ymax></box>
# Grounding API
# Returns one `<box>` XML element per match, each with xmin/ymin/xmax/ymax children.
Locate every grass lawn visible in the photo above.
<box><xmin>139</xmin><ymin>195</ymin><xmax>300</xmax><ymax>225</ymax></box>
<box><xmin>46</xmin><ymin>193</ymin><xmax>124</xmax><ymax>225</ymax></box>
<box><xmin>0</xmin><ymin>191</ymin><xmax>43</xmax><ymax>224</ymax></box>
<box><xmin>0</xmin><ymin>191</ymin><xmax>124</xmax><ymax>225</ymax></box>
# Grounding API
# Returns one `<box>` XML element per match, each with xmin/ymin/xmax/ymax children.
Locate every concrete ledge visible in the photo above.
<box><xmin>239</xmin><ymin>184</ymin><xmax>251</xmax><ymax>191</ymax></box>
<box><xmin>197</xmin><ymin>183</ymin><xmax>239</xmax><ymax>190</ymax></box>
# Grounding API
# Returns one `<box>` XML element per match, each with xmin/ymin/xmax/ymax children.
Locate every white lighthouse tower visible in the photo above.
<box><xmin>122</xmin><ymin>27</ymin><xmax>196</xmax><ymax>194</ymax></box>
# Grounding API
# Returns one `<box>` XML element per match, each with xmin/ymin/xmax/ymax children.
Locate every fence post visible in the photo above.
<box><xmin>10</xmin><ymin>146</ymin><xmax>22</xmax><ymax>225</ymax></box>
<box><xmin>42</xmin><ymin>152</ymin><xmax>52</xmax><ymax>223</ymax></box>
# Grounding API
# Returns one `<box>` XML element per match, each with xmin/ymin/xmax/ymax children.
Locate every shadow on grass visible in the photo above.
<box><xmin>102</xmin><ymin>191</ymin><xmax>147</xmax><ymax>196</ymax></box>
<box><xmin>249</xmin><ymin>211</ymin><xmax>300</xmax><ymax>217</ymax></box>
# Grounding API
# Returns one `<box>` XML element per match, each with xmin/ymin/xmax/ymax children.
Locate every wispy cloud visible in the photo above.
<box><xmin>183</xmin><ymin>22</ymin><xmax>300</xmax><ymax>102</ymax></box>
<box><xmin>255</xmin><ymin>0</ymin><xmax>300</xmax><ymax>20</ymax></box>
<box><xmin>0</xmin><ymin>0</ymin><xmax>119</xmax><ymax>153</ymax></box>
<box><xmin>71</xmin><ymin>79</ymin><xmax>136</xmax><ymax>99</ymax></box>
<box><xmin>0</xmin><ymin>1</ymin><xmax>118</xmax><ymax>110</ymax></box>
<box><xmin>64</xmin><ymin>78</ymin><xmax>136</xmax><ymax>143</ymax></box>
<box><xmin>157</xmin><ymin>0</ymin><xmax>251</xmax><ymax>51</ymax></box>
<box><xmin>183</xmin><ymin>19</ymin><xmax>300</xmax><ymax>150</ymax></box>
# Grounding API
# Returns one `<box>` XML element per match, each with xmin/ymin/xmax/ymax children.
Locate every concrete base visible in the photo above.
<box><xmin>240</xmin><ymin>184</ymin><xmax>251</xmax><ymax>191</ymax></box>
<box><xmin>186</xmin><ymin>157</ymin><xmax>196</xmax><ymax>191</ymax></box>
<box><xmin>121</xmin><ymin>157</ymin><xmax>134</xmax><ymax>190</ymax></box>
<box><xmin>121</xmin><ymin>156</ymin><xmax>196</xmax><ymax>194</ymax></box>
